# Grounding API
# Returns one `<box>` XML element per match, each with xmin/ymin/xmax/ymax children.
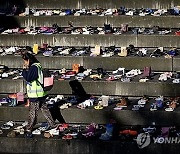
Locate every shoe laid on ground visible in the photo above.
<box><xmin>132</xmin><ymin>104</ymin><xmax>144</xmax><ymax>111</ymax></box>
<box><xmin>1</xmin><ymin>125</ymin><xmax>11</xmax><ymax>130</ymax></box>
<box><xmin>165</xmin><ymin>100</ymin><xmax>177</xmax><ymax>112</ymax></box>
<box><xmin>150</xmin><ymin>103</ymin><xmax>157</xmax><ymax>111</ymax></box>
<box><xmin>143</xmin><ymin>127</ymin><xmax>156</xmax><ymax>133</ymax></box>
<box><xmin>119</xmin><ymin>129</ymin><xmax>138</xmax><ymax>136</ymax></box>
<box><xmin>116</xmin><ymin>98</ymin><xmax>128</xmax><ymax>107</ymax></box>
<box><xmin>99</xmin><ymin>124</ymin><xmax>113</xmax><ymax>140</ymax></box>
<box><xmin>25</xmin><ymin>131</ymin><xmax>33</xmax><ymax>138</ymax></box>
<box><xmin>59</xmin><ymin>103</ymin><xmax>72</xmax><ymax>109</ymax></box>
<box><xmin>0</xmin><ymin>98</ymin><xmax>10</xmax><ymax>104</ymax></box>
<box><xmin>82</xmin><ymin>123</ymin><xmax>97</xmax><ymax>137</ymax></box>
<box><xmin>7</xmin><ymin>131</ymin><xmax>17</xmax><ymax>138</ymax></box>
<box><xmin>32</xmin><ymin>129</ymin><xmax>41</xmax><ymax>135</ymax></box>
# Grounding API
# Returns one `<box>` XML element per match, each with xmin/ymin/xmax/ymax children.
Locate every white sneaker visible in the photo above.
<box><xmin>49</xmin><ymin>129</ymin><xmax>59</xmax><ymax>135</ymax></box>
<box><xmin>125</xmin><ymin>11</ymin><xmax>133</xmax><ymax>16</ymax></box>
<box><xmin>32</xmin><ymin>129</ymin><xmax>41</xmax><ymax>135</ymax></box>
<box><xmin>59</xmin><ymin>48</ymin><xmax>71</xmax><ymax>55</ymax></box>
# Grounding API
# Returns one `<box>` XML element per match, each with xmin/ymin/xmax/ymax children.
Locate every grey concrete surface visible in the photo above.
<box><xmin>3</xmin><ymin>16</ymin><xmax>180</xmax><ymax>28</ymax></box>
<box><xmin>0</xmin><ymin>79</ymin><xmax>179</xmax><ymax>96</ymax></box>
<box><xmin>1</xmin><ymin>34</ymin><xmax>180</xmax><ymax>47</ymax></box>
<box><xmin>1</xmin><ymin>137</ymin><xmax>178</xmax><ymax>154</ymax></box>
<box><xmin>22</xmin><ymin>0</ymin><xmax>180</xmax><ymax>9</ymax></box>
<box><xmin>0</xmin><ymin>55</ymin><xmax>173</xmax><ymax>71</ymax></box>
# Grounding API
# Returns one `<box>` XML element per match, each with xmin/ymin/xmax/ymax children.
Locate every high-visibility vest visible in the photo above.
<box><xmin>26</xmin><ymin>63</ymin><xmax>47</xmax><ymax>98</ymax></box>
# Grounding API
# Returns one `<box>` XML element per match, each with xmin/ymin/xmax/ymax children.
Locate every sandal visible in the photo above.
<box><xmin>62</xmin><ymin>134</ymin><xmax>73</xmax><ymax>140</ymax></box>
<box><xmin>94</xmin><ymin>105</ymin><xmax>103</xmax><ymax>110</ymax></box>
<box><xmin>44</xmin><ymin>132</ymin><xmax>53</xmax><ymax>138</ymax></box>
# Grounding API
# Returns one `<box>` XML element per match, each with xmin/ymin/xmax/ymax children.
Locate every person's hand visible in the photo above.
<box><xmin>23</xmin><ymin>63</ymin><xmax>28</xmax><ymax>69</ymax></box>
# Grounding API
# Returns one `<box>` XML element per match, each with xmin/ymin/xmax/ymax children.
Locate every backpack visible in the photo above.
<box><xmin>42</xmin><ymin>69</ymin><xmax>54</xmax><ymax>91</ymax></box>
<box><xmin>34</xmin><ymin>64</ymin><xmax>54</xmax><ymax>92</ymax></box>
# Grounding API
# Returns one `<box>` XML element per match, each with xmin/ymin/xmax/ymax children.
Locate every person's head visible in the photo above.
<box><xmin>22</xmin><ymin>52</ymin><xmax>39</xmax><ymax>66</ymax></box>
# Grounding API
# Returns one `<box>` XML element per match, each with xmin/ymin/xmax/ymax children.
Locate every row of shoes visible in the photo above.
<box><xmin>1</xmin><ymin>24</ymin><xmax>177</xmax><ymax>36</ymax></box>
<box><xmin>0</xmin><ymin>94</ymin><xmax>179</xmax><ymax>113</ymax></box>
<box><xmin>0</xmin><ymin>93</ymin><xmax>24</xmax><ymax>107</ymax></box>
<box><xmin>0</xmin><ymin>45</ymin><xmax>179</xmax><ymax>58</ymax></box>
<box><xmin>2</xmin><ymin>120</ymin><xmax>180</xmax><ymax>143</ymax></box>
<box><xmin>14</xmin><ymin>6</ymin><xmax>180</xmax><ymax>17</ymax></box>
<box><xmin>1</xmin><ymin>65</ymin><xmax>180</xmax><ymax>84</ymax></box>
<box><xmin>44</xmin><ymin>94</ymin><xmax>180</xmax><ymax>112</ymax></box>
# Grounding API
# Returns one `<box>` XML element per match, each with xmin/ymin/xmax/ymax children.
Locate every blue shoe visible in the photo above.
<box><xmin>99</xmin><ymin>132</ymin><xmax>112</xmax><ymax>141</ymax></box>
<box><xmin>25</xmin><ymin>131</ymin><xmax>33</xmax><ymax>138</ymax></box>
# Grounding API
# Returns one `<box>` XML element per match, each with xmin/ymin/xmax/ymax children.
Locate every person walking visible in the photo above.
<box><xmin>22</xmin><ymin>52</ymin><xmax>56</xmax><ymax>134</ymax></box>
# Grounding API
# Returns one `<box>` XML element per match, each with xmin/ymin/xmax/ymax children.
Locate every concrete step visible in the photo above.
<box><xmin>1</xmin><ymin>0</ymin><xmax>179</xmax><ymax>9</ymax></box>
<box><xmin>1</xmin><ymin>136</ymin><xmax>178</xmax><ymax>154</ymax></box>
<box><xmin>1</xmin><ymin>103</ymin><xmax>180</xmax><ymax>125</ymax></box>
<box><xmin>0</xmin><ymin>55</ymin><xmax>173</xmax><ymax>71</ymax></box>
<box><xmin>0</xmin><ymin>79</ymin><xmax>179</xmax><ymax>96</ymax></box>
<box><xmin>0</xmin><ymin>34</ymin><xmax>180</xmax><ymax>47</ymax></box>
<box><xmin>1</xmin><ymin>16</ymin><xmax>179</xmax><ymax>28</ymax></box>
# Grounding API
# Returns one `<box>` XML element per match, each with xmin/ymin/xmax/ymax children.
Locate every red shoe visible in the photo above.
<box><xmin>119</xmin><ymin>129</ymin><xmax>138</xmax><ymax>136</ymax></box>
<box><xmin>8</xmin><ymin>93</ymin><xmax>17</xmax><ymax>99</ymax></box>
<box><xmin>175</xmin><ymin>31</ymin><xmax>180</xmax><ymax>36</ymax></box>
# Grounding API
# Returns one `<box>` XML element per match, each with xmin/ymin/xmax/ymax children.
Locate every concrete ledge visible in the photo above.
<box><xmin>0</xmin><ymin>79</ymin><xmax>24</xmax><ymax>93</ymax></box>
<box><xmin>173</xmin><ymin>57</ymin><xmax>180</xmax><ymax>72</ymax></box>
<box><xmin>62</xmin><ymin>108</ymin><xmax>180</xmax><ymax>125</ymax></box>
<box><xmin>1</xmin><ymin>106</ymin><xmax>180</xmax><ymax>125</ymax></box>
<box><xmin>0</xmin><ymin>55</ymin><xmax>173</xmax><ymax>71</ymax></box>
<box><xmin>49</xmin><ymin>81</ymin><xmax>180</xmax><ymax>96</ymax></box>
<box><xmin>0</xmin><ymin>34</ymin><xmax>180</xmax><ymax>47</ymax></box>
<box><xmin>0</xmin><ymin>79</ymin><xmax>179</xmax><ymax>96</ymax></box>
<box><xmin>83</xmin><ymin>57</ymin><xmax>172</xmax><ymax>71</ymax></box>
<box><xmin>108</xmin><ymin>16</ymin><xmax>180</xmax><ymax>28</ymax></box>
<box><xmin>17</xmin><ymin>0</ymin><xmax>180</xmax><ymax>9</ymax></box>
<box><xmin>1</xmin><ymin>16</ymin><xmax>180</xmax><ymax>28</ymax></box>
<box><xmin>13</xmin><ymin>16</ymin><xmax>108</xmax><ymax>27</ymax></box>
<box><xmin>1</xmin><ymin>137</ymin><xmax>178</xmax><ymax>154</ymax></box>
<box><xmin>137</xmin><ymin>35</ymin><xmax>180</xmax><ymax>47</ymax></box>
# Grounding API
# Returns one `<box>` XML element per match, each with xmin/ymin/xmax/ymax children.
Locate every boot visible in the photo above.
<box><xmin>99</xmin><ymin>124</ymin><xmax>113</xmax><ymax>140</ymax></box>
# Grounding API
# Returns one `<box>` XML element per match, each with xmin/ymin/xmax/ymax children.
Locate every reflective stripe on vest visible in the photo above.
<box><xmin>26</xmin><ymin>63</ymin><xmax>47</xmax><ymax>98</ymax></box>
